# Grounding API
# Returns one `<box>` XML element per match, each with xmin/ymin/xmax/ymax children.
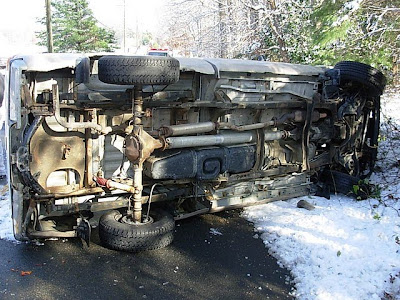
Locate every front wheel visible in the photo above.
<box><xmin>98</xmin><ymin>209</ymin><xmax>175</xmax><ymax>252</ymax></box>
<box><xmin>334</xmin><ymin>61</ymin><xmax>386</xmax><ymax>96</ymax></box>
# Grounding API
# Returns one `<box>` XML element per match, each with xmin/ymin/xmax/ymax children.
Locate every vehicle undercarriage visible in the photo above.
<box><xmin>4</xmin><ymin>54</ymin><xmax>385</xmax><ymax>251</ymax></box>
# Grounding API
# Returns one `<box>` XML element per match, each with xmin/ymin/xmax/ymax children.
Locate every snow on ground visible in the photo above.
<box><xmin>243</xmin><ymin>88</ymin><xmax>400</xmax><ymax>300</ymax></box>
<box><xmin>0</xmin><ymin>127</ymin><xmax>12</xmax><ymax>240</ymax></box>
<box><xmin>0</xmin><ymin>186</ymin><xmax>12</xmax><ymax>240</ymax></box>
<box><xmin>0</xmin><ymin>112</ymin><xmax>13</xmax><ymax>240</ymax></box>
<box><xmin>243</xmin><ymin>196</ymin><xmax>400</xmax><ymax>299</ymax></box>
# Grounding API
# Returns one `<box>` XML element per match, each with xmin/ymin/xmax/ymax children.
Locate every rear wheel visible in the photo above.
<box><xmin>99</xmin><ymin>209</ymin><xmax>175</xmax><ymax>252</ymax></box>
<box><xmin>320</xmin><ymin>169</ymin><xmax>369</xmax><ymax>199</ymax></box>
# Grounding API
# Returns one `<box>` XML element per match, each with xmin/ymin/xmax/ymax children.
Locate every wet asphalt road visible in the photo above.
<box><xmin>0</xmin><ymin>210</ymin><xmax>294</xmax><ymax>300</ymax></box>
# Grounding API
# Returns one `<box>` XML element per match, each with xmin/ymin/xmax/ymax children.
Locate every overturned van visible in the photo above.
<box><xmin>4</xmin><ymin>54</ymin><xmax>385</xmax><ymax>251</ymax></box>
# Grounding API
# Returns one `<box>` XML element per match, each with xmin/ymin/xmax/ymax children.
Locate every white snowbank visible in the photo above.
<box><xmin>243</xmin><ymin>196</ymin><xmax>400</xmax><ymax>299</ymax></box>
<box><xmin>243</xmin><ymin>88</ymin><xmax>400</xmax><ymax>299</ymax></box>
<box><xmin>0</xmin><ymin>126</ymin><xmax>11</xmax><ymax>239</ymax></box>
<box><xmin>0</xmin><ymin>186</ymin><xmax>13</xmax><ymax>240</ymax></box>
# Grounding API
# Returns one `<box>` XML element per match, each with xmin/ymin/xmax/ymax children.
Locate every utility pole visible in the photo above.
<box><xmin>45</xmin><ymin>0</ymin><xmax>54</xmax><ymax>53</ymax></box>
<box><xmin>136</xmin><ymin>19</ymin><xmax>139</xmax><ymax>51</ymax></box>
<box><xmin>123</xmin><ymin>0</ymin><xmax>126</xmax><ymax>52</ymax></box>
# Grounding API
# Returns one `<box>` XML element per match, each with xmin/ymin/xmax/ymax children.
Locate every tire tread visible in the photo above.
<box><xmin>98</xmin><ymin>55</ymin><xmax>180</xmax><ymax>85</ymax></box>
<box><xmin>99</xmin><ymin>210</ymin><xmax>175</xmax><ymax>252</ymax></box>
<box><xmin>334</xmin><ymin>61</ymin><xmax>386</xmax><ymax>95</ymax></box>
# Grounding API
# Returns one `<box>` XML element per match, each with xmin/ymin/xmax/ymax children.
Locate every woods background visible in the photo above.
<box><xmin>161</xmin><ymin>0</ymin><xmax>399</xmax><ymax>82</ymax></box>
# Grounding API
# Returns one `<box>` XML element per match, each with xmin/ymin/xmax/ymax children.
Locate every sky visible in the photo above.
<box><xmin>90</xmin><ymin>0</ymin><xmax>165</xmax><ymax>33</ymax></box>
<box><xmin>0</xmin><ymin>0</ymin><xmax>166</xmax><ymax>56</ymax></box>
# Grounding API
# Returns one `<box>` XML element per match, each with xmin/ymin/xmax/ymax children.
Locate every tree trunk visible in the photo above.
<box><xmin>219</xmin><ymin>0</ymin><xmax>228</xmax><ymax>58</ymax></box>
<box><xmin>267</xmin><ymin>0</ymin><xmax>290</xmax><ymax>62</ymax></box>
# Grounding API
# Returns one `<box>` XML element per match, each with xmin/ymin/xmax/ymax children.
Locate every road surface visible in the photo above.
<box><xmin>0</xmin><ymin>210</ymin><xmax>294</xmax><ymax>299</ymax></box>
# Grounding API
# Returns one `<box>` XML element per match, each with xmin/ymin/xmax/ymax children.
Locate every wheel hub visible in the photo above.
<box><xmin>120</xmin><ymin>215</ymin><xmax>154</xmax><ymax>226</ymax></box>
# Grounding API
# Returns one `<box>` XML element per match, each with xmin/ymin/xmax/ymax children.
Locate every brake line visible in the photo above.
<box><xmin>145</xmin><ymin>183</ymin><xmax>161</xmax><ymax>222</ymax></box>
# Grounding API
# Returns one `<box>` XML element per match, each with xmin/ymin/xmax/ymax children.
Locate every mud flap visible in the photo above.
<box><xmin>77</xmin><ymin>219</ymin><xmax>91</xmax><ymax>247</ymax></box>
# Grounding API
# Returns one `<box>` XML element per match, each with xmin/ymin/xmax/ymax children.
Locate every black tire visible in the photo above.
<box><xmin>334</xmin><ymin>61</ymin><xmax>386</xmax><ymax>96</ymax></box>
<box><xmin>99</xmin><ymin>209</ymin><xmax>175</xmax><ymax>252</ymax></box>
<box><xmin>321</xmin><ymin>169</ymin><xmax>368</xmax><ymax>199</ymax></box>
<box><xmin>98</xmin><ymin>55</ymin><xmax>180</xmax><ymax>85</ymax></box>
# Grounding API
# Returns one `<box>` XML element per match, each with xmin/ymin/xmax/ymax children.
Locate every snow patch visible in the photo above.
<box><xmin>332</xmin><ymin>0</ymin><xmax>363</xmax><ymax>27</ymax></box>
<box><xmin>209</xmin><ymin>228</ymin><xmax>223</xmax><ymax>236</ymax></box>
<box><xmin>344</xmin><ymin>0</ymin><xmax>363</xmax><ymax>11</ymax></box>
<box><xmin>0</xmin><ymin>186</ymin><xmax>14</xmax><ymax>240</ymax></box>
<box><xmin>243</xmin><ymin>196</ymin><xmax>400</xmax><ymax>299</ymax></box>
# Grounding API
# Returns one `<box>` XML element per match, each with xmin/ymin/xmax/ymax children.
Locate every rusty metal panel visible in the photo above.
<box><xmin>29</xmin><ymin>118</ymin><xmax>85</xmax><ymax>193</ymax></box>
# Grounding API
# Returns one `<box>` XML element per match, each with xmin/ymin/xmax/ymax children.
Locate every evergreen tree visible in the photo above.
<box><xmin>37</xmin><ymin>0</ymin><xmax>117</xmax><ymax>53</ymax></box>
<box><xmin>309</xmin><ymin>0</ymin><xmax>400</xmax><ymax>69</ymax></box>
